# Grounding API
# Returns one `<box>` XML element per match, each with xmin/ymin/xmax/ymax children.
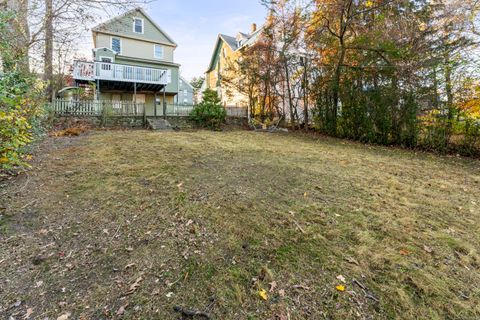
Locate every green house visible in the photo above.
<box><xmin>73</xmin><ymin>8</ymin><xmax>180</xmax><ymax>117</ymax></box>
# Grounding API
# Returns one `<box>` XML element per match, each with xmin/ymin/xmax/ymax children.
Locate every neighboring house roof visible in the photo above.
<box><xmin>179</xmin><ymin>76</ymin><xmax>194</xmax><ymax>90</ymax></box>
<box><xmin>206</xmin><ymin>27</ymin><xmax>264</xmax><ymax>73</ymax></box>
<box><xmin>219</xmin><ymin>34</ymin><xmax>240</xmax><ymax>51</ymax></box>
<box><xmin>92</xmin><ymin>7</ymin><xmax>177</xmax><ymax>47</ymax></box>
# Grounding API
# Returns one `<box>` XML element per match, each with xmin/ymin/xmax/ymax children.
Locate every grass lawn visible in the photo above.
<box><xmin>1</xmin><ymin>130</ymin><xmax>479</xmax><ymax>319</ymax></box>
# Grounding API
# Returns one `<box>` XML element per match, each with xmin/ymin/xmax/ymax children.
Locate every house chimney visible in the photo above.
<box><xmin>251</xmin><ymin>23</ymin><xmax>257</xmax><ymax>34</ymax></box>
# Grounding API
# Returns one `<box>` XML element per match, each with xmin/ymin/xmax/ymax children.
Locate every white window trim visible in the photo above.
<box><xmin>153</xmin><ymin>44</ymin><xmax>164</xmax><ymax>59</ymax></box>
<box><xmin>98</xmin><ymin>56</ymin><xmax>114</xmax><ymax>63</ymax></box>
<box><xmin>133</xmin><ymin>17</ymin><xmax>144</xmax><ymax>34</ymax></box>
<box><xmin>110</xmin><ymin>36</ymin><xmax>122</xmax><ymax>55</ymax></box>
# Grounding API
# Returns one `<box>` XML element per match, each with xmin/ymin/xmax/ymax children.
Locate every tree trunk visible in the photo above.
<box><xmin>2</xmin><ymin>0</ymin><xmax>30</xmax><ymax>73</ymax></box>
<box><xmin>284</xmin><ymin>57</ymin><xmax>295</xmax><ymax>128</ymax></box>
<box><xmin>303</xmin><ymin>60</ymin><xmax>309</xmax><ymax>130</ymax></box>
<box><xmin>332</xmin><ymin>42</ymin><xmax>346</xmax><ymax>134</ymax></box>
<box><xmin>44</xmin><ymin>0</ymin><xmax>54</xmax><ymax>102</ymax></box>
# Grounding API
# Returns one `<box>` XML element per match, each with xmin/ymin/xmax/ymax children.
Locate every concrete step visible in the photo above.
<box><xmin>147</xmin><ymin>118</ymin><xmax>173</xmax><ymax>131</ymax></box>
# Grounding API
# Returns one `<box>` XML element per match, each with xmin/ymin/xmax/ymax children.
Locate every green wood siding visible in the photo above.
<box><xmin>95</xmin><ymin>33</ymin><xmax>175</xmax><ymax>63</ymax></box>
<box><xmin>95</xmin><ymin>10</ymin><xmax>175</xmax><ymax>46</ymax></box>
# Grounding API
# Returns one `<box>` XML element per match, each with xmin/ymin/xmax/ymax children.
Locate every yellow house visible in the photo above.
<box><xmin>205</xmin><ymin>24</ymin><xmax>262</xmax><ymax>107</ymax></box>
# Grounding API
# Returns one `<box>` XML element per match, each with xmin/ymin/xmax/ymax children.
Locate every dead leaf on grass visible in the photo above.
<box><xmin>126</xmin><ymin>277</ymin><xmax>143</xmax><ymax>295</ymax></box>
<box><xmin>336</xmin><ymin>285</ymin><xmax>346</xmax><ymax>292</ymax></box>
<box><xmin>269</xmin><ymin>281</ymin><xmax>277</xmax><ymax>293</ymax></box>
<box><xmin>258</xmin><ymin>288</ymin><xmax>268</xmax><ymax>301</ymax></box>
<box><xmin>116</xmin><ymin>303</ymin><xmax>129</xmax><ymax>316</ymax></box>
<box><xmin>345</xmin><ymin>257</ymin><xmax>359</xmax><ymax>265</ymax></box>
<box><xmin>399</xmin><ymin>249</ymin><xmax>410</xmax><ymax>256</ymax></box>
<box><xmin>23</xmin><ymin>307</ymin><xmax>34</xmax><ymax>319</ymax></box>
<box><xmin>124</xmin><ymin>263</ymin><xmax>136</xmax><ymax>270</ymax></box>
<box><xmin>336</xmin><ymin>275</ymin><xmax>346</xmax><ymax>283</ymax></box>
<box><xmin>423</xmin><ymin>245</ymin><xmax>433</xmax><ymax>253</ymax></box>
<box><xmin>57</xmin><ymin>313</ymin><xmax>71</xmax><ymax>320</ymax></box>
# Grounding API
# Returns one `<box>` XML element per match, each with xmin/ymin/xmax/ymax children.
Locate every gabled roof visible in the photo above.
<box><xmin>92</xmin><ymin>7</ymin><xmax>177</xmax><ymax>46</ymax></box>
<box><xmin>220</xmin><ymin>34</ymin><xmax>240</xmax><ymax>51</ymax></box>
<box><xmin>179</xmin><ymin>76</ymin><xmax>194</xmax><ymax>90</ymax></box>
<box><xmin>206</xmin><ymin>27</ymin><xmax>264</xmax><ymax>73</ymax></box>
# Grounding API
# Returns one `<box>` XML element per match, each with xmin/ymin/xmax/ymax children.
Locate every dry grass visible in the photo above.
<box><xmin>1</xmin><ymin>130</ymin><xmax>479</xmax><ymax>319</ymax></box>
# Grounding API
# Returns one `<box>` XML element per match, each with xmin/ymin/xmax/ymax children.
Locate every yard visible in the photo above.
<box><xmin>1</xmin><ymin>130</ymin><xmax>479</xmax><ymax>319</ymax></box>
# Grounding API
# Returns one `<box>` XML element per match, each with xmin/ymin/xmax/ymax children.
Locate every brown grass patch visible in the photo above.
<box><xmin>1</xmin><ymin>130</ymin><xmax>479</xmax><ymax>319</ymax></box>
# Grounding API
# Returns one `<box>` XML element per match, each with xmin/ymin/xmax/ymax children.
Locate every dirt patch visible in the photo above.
<box><xmin>1</xmin><ymin>130</ymin><xmax>479</xmax><ymax>319</ymax></box>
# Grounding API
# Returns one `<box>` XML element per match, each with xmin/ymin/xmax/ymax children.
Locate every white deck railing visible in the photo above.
<box><xmin>73</xmin><ymin>61</ymin><xmax>170</xmax><ymax>85</ymax></box>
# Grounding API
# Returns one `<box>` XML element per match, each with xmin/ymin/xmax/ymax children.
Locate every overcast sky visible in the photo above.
<box><xmin>79</xmin><ymin>0</ymin><xmax>267</xmax><ymax>81</ymax></box>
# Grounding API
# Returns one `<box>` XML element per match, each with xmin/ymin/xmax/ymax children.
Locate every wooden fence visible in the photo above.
<box><xmin>50</xmin><ymin>100</ymin><xmax>145</xmax><ymax>116</ymax></box>
<box><xmin>49</xmin><ymin>100</ymin><xmax>249</xmax><ymax>118</ymax></box>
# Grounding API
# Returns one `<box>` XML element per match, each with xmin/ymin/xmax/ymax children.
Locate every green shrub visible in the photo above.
<box><xmin>0</xmin><ymin>70</ymin><xmax>45</xmax><ymax>172</ymax></box>
<box><xmin>191</xmin><ymin>89</ymin><xmax>226</xmax><ymax>130</ymax></box>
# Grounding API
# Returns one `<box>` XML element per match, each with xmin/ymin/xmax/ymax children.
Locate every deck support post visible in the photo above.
<box><xmin>154</xmin><ymin>92</ymin><xmax>157</xmax><ymax>117</ymax></box>
<box><xmin>163</xmin><ymin>86</ymin><xmax>166</xmax><ymax>120</ymax></box>
<box><xmin>96</xmin><ymin>79</ymin><xmax>100</xmax><ymax>101</ymax></box>
<box><xmin>133</xmin><ymin>82</ymin><xmax>137</xmax><ymax>115</ymax></box>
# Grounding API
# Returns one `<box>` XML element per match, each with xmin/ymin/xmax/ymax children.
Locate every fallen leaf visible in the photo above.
<box><xmin>152</xmin><ymin>288</ymin><xmax>160</xmax><ymax>296</ymax></box>
<box><xmin>116</xmin><ymin>303</ymin><xmax>128</xmax><ymax>316</ymax></box>
<box><xmin>423</xmin><ymin>245</ymin><xmax>433</xmax><ymax>253</ymax></box>
<box><xmin>57</xmin><ymin>313</ymin><xmax>71</xmax><ymax>320</ymax></box>
<box><xmin>126</xmin><ymin>277</ymin><xmax>143</xmax><ymax>295</ymax></box>
<box><xmin>399</xmin><ymin>249</ymin><xmax>410</xmax><ymax>256</ymax></box>
<box><xmin>166</xmin><ymin>292</ymin><xmax>174</xmax><ymax>298</ymax></box>
<box><xmin>125</xmin><ymin>247</ymin><xmax>134</xmax><ymax>252</ymax></box>
<box><xmin>278</xmin><ymin>289</ymin><xmax>286</xmax><ymax>297</ymax></box>
<box><xmin>23</xmin><ymin>307</ymin><xmax>34</xmax><ymax>319</ymax></box>
<box><xmin>124</xmin><ymin>263</ymin><xmax>136</xmax><ymax>270</ymax></box>
<box><xmin>336</xmin><ymin>275</ymin><xmax>346</xmax><ymax>283</ymax></box>
<box><xmin>345</xmin><ymin>257</ymin><xmax>359</xmax><ymax>265</ymax></box>
<box><xmin>336</xmin><ymin>285</ymin><xmax>346</xmax><ymax>292</ymax></box>
<box><xmin>258</xmin><ymin>288</ymin><xmax>268</xmax><ymax>301</ymax></box>
<box><xmin>269</xmin><ymin>281</ymin><xmax>277</xmax><ymax>293</ymax></box>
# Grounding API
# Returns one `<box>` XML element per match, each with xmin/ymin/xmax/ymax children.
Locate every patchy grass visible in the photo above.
<box><xmin>1</xmin><ymin>130</ymin><xmax>479</xmax><ymax>319</ymax></box>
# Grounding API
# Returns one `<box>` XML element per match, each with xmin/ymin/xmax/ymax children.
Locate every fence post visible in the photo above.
<box><xmin>101</xmin><ymin>100</ymin><xmax>107</xmax><ymax>127</ymax></box>
<box><xmin>143</xmin><ymin>103</ymin><xmax>147</xmax><ymax>127</ymax></box>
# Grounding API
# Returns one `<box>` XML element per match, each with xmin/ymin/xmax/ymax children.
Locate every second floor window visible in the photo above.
<box><xmin>133</xmin><ymin>18</ymin><xmax>143</xmax><ymax>33</ymax></box>
<box><xmin>111</xmin><ymin>37</ymin><xmax>121</xmax><ymax>54</ymax></box>
<box><xmin>154</xmin><ymin>44</ymin><xmax>164</xmax><ymax>59</ymax></box>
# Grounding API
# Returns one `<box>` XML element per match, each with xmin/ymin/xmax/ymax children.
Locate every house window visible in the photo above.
<box><xmin>154</xmin><ymin>44</ymin><xmax>164</xmax><ymax>59</ymax></box>
<box><xmin>111</xmin><ymin>37</ymin><xmax>121</xmax><ymax>54</ymax></box>
<box><xmin>223</xmin><ymin>48</ymin><xmax>227</xmax><ymax>57</ymax></box>
<box><xmin>133</xmin><ymin>18</ymin><xmax>144</xmax><ymax>33</ymax></box>
<box><xmin>183</xmin><ymin>89</ymin><xmax>187</xmax><ymax>96</ymax></box>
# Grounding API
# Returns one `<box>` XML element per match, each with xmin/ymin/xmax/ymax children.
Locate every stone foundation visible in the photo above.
<box><xmin>55</xmin><ymin>115</ymin><xmax>248</xmax><ymax>130</ymax></box>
